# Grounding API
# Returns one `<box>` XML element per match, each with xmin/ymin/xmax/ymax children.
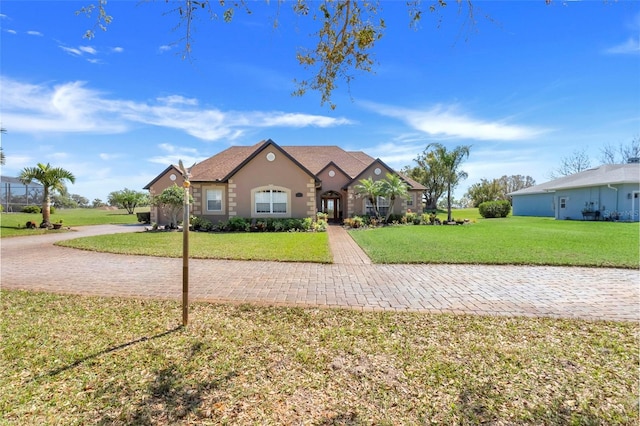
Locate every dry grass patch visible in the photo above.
<box><xmin>2</xmin><ymin>290</ymin><xmax>638</xmax><ymax>425</ymax></box>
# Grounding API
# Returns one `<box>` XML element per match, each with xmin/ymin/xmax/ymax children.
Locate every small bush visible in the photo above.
<box><xmin>225</xmin><ymin>216</ymin><xmax>249</xmax><ymax>232</ymax></box>
<box><xmin>191</xmin><ymin>216</ymin><xmax>213</xmax><ymax>232</ymax></box>
<box><xmin>344</xmin><ymin>216</ymin><xmax>365</xmax><ymax>229</ymax></box>
<box><xmin>478</xmin><ymin>200</ymin><xmax>511</xmax><ymax>218</ymax></box>
<box><xmin>22</xmin><ymin>205</ymin><xmax>41</xmax><ymax>214</ymax></box>
<box><xmin>387</xmin><ymin>214</ymin><xmax>404</xmax><ymax>224</ymax></box>
<box><xmin>405</xmin><ymin>212</ymin><xmax>421</xmax><ymax>225</ymax></box>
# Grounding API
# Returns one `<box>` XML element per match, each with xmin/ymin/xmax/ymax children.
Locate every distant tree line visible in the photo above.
<box><xmin>550</xmin><ymin>137</ymin><xmax>639</xmax><ymax>179</ymax></box>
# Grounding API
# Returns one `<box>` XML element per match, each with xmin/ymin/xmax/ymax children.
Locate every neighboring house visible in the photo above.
<box><xmin>144</xmin><ymin>139</ymin><xmax>425</xmax><ymax>225</ymax></box>
<box><xmin>509</xmin><ymin>162</ymin><xmax>640</xmax><ymax>221</ymax></box>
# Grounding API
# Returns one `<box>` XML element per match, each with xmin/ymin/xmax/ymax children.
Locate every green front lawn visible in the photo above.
<box><xmin>57</xmin><ymin>231</ymin><xmax>332</xmax><ymax>263</ymax></box>
<box><xmin>0</xmin><ymin>208</ymin><xmax>147</xmax><ymax>237</ymax></box>
<box><xmin>2</xmin><ymin>290</ymin><xmax>638</xmax><ymax>425</ymax></box>
<box><xmin>349</xmin><ymin>217</ymin><xmax>639</xmax><ymax>268</ymax></box>
<box><xmin>4</xmin><ymin>208</ymin><xmax>638</xmax><ymax>267</ymax></box>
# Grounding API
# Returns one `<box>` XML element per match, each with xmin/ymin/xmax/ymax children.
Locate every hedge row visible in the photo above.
<box><xmin>190</xmin><ymin>215</ymin><xmax>328</xmax><ymax>232</ymax></box>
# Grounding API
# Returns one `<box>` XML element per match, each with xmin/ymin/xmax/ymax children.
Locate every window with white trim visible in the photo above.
<box><xmin>365</xmin><ymin>196</ymin><xmax>390</xmax><ymax>216</ymax></box>
<box><xmin>255</xmin><ymin>189</ymin><xmax>287</xmax><ymax>214</ymax></box>
<box><xmin>206</xmin><ymin>189</ymin><xmax>223</xmax><ymax>212</ymax></box>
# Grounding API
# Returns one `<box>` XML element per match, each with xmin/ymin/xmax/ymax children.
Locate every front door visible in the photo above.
<box><xmin>321</xmin><ymin>194</ymin><xmax>341</xmax><ymax>222</ymax></box>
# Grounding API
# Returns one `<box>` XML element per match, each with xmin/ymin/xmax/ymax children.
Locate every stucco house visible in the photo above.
<box><xmin>509</xmin><ymin>162</ymin><xmax>640</xmax><ymax>221</ymax></box>
<box><xmin>144</xmin><ymin>139</ymin><xmax>425</xmax><ymax>225</ymax></box>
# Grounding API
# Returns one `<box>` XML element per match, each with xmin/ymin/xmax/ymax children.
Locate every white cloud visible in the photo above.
<box><xmin>147</xmin><ymin>143</ymin><xmax>206</xmax><ymax>166</ymax></box>
<box><xmin>159</xmin><ymin>45</ymin><xmax>172</xmax><ymax>53</ymax></box>
<box><xmin>111</xmin><ymin>47</ymin><xmax>124</xmax><ymax>53</ymax></box>
<box><xmin>26</xmin><ymin>30</ymin><xmax>43</xmax><ymax>36</ymax></box>
<box><xmin>157</xmin><ymin>95</ymin><xmax>199</xmax><ymax>106</ymax></box>
<box><xmin>605</xmin><ymin>37</ymin><xmax>640</xmax><ymax>55</ymax></box>
<box><xmin>5</xmin><ymin>29</ymin><xmax>17</xmax><ymax>35</ymax></box>
<box><xmin>254</xmin><ymin>113</ymin><xmax>352</xmax><ymax>128</ymax></box>
<box><xmin>99</xmin><ymin>153</ymin><xmax>123</xmax><ymax>161</ymax></box>
<box><xmin>79</xmin><ymin>46</ymin><xmax>97</xmax><ymax>55</ymax></box>
<box><xmin>0</xmin><ymin>77</ymin><xmax>353</xmax><ymax>141</ymax></box>
<box><xmin>0</xmin><ymin>77</ymin><xmax>128</xmax><ymax>133</ymax></box>
<box><xmin>59</xmin><ymin>46</ymin><xmax>82</xmax><ymax>56</ymax></box>
<box><xmin>364</xmin><ymin>102</ymin><xmax>547</xmax><ymax>141</ymax></box>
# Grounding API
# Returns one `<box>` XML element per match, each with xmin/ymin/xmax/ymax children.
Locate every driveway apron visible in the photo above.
<box><xmin>1</xmin><ymin>224</ymin><xmax>638</xmax><ymax>322</ymax></box>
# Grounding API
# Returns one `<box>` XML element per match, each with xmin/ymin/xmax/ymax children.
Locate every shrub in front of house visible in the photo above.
<box><xmin>404</xmin><ymin>211</ymin><xmax>421</xmax><ymax>225</ymax></box>
<box><xmin>22</xmin><ymin>205</ymin><xmax>41</xmax><ymax>214</ymax></box>
<box><xmin>344</xmin><ymin>216</ymin><xmax>366</xmax><ymax>229</ymax></box>
<box><xmin>190</xmin><ymin>216</ymin><xmax>325</xmax><ymax>232</ymax></box>
<box><xmin>225</xmin><ymin>217</ymin><xmax>250</xmax><ymax>232</ymax></box>
<box><xmin>478</xmin><ymin>200</ymin><xmax>511</xmax><ymax>218</ymax></box>
<box><xmin>191</xmin><ymin>216</ymin><xmax>214</xmax><ymax>232</ymax></box>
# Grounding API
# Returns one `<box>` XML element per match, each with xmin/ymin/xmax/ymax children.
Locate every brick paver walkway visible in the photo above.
<box><xmin>1</xmin><ymin>224</ymin><xmax>638</xmax><ymax>321</ymax></box>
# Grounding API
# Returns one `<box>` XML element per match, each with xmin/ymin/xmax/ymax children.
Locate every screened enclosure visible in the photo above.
<box><xmin>1</xmin><ymin>176</ymin><xmax>44</xmax><ymax>212</ymax></box>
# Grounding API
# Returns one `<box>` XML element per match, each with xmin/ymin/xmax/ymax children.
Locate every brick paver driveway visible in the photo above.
<box><xmin>2</xmin><ymin>224</ymin><xmax>638</xmax><ymax>322</ymax></box>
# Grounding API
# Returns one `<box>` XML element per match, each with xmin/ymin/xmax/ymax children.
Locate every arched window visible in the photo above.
<box><xmin>252</xmin><ymin>186</ymin><xmax>290</xmax><ymax>215</ymax></box>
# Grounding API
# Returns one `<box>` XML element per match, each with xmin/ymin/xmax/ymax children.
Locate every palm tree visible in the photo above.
<box><xmin>426</xmin><ymin>143</ymin><xmax>471</xmax><ymax>222</ymax></box>
<box><xmin>380</xmin><ymin>172</ymin><xmax>408</xmax><ymax>222</ymax></box>
<box><xmin>353</xmin><ymin>177</ymin><xmax>383</xmax><ymax>219</ymax></box>
<box><xmin>19</xmin><ymin>163</ymin><xmax>76</xmax><ymax>227</ymax></box>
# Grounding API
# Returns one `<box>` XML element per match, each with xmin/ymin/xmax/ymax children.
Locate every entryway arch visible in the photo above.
<box><xmin>320</xmin><ymin>190</ymin><xmax>342</xmax><ymax>222</ymax></box>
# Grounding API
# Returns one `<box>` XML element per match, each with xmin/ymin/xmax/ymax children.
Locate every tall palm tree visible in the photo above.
<box><xmin>426</xmin><ymin>143</ymin><xmax>471</xmax><ymax>222</ymax></box>
<box><xmin>19</xmin><ymin>163</ymin><xmax>76</xmax><ymax>226</ymax></box>
<box><xmin>380</xmin><ymin>172</ymin><xmax>408</xmax><ymax>222</ymax></box>
<box><xmin>353</xmin><ymin>177</ymin><xmax>383</xmax><ymax>219</ymax></box>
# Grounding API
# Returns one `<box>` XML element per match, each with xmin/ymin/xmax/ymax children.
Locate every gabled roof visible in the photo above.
<box><xmin>143</xmin><ymin>164</ymin><xmax>182</xmax><ymax>190</ymax></box>
<box><xmin>510</xmin><ymin>163</ymin><xmax>640</xmax><ymax>196</ymax></box>
<box><xmin>187</xmin><ymin>141</ymin><xmax>378</xmax><ymax>182</ymax></box>
<box><xmin>343</xmin><ymin>157</ymin><xmax>426</xmax><ymax>191</ymax></box>
<box><xmin>280</xmin><ymin>146</ymin><xmax>374</xmax><ymax>178</ymax></box>
<box><xmin>190</xmin><ymin>139</ymin><xmax>319</xmax><ymax>184</ymax></box>
<box><xmin>144</xmin><ymin>139</ymin><xmax>426</xmax><ymax>190</ymax></box>
<box><xmin>189</xmin><ymin>141</ymin><xmax>266</xmax><ymax>182</ymax></box>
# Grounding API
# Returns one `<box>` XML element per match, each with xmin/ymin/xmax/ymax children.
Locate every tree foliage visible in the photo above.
<box><xmin>429</xmin><ymin>143</ymin><xmax>471</xmax><ymax>222</ymax></box>
<box><xmin>405</xmin><ymin>143</ymin><xmax>470</xmax><ymax>221</ymax></box>
<box><xmin>78</xmin><ymin>0</ymin><xmax>473</xmax><ymax>109</ymax></box>
<box><xmin>18</xmin><ymin>163</ymin><xmax>76</xmax><ymax>226</ymax></box>
<box><xmin>403</xmin><ymin>151</ymin><xmax>447</xmax><ymax>211</ymax></box>
<box><xmin>151</xmin><ymin>184</ymin><xmax>192</xmax><ymax>227</ymax></box>
<box><xmin>353</xmin><ymin>177</ymin><xmax>383</xmax><ymax>219</ymax></box>
<box><xmin>379</xmin><ymin>172</ymin><xmax>409</xmax><ymax>222</ymax></box>
<box><xmin>466</xmin><ymin>175</ymin><xmax>535</xmax><ymax>207</ymax></box>
<box><xmin>108</xmin><ymin>188</ymin><xmax>149</xmax><ymax>214</ymax></box>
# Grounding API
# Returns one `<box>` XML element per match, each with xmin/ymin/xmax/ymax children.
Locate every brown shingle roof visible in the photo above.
<box><xmin>189</xmin><ymin>141</ymin><xmax>268</xmax><ymax>182</ymax></box>
<box><xmin>281</xmin><ymin>146</ymin><xmax>373</xmax><ymax>178</ymax></box>
<box><xmin>185</xmin><ymin>140</ymin><xmax>425</xmax><ymax>190</ymax></box>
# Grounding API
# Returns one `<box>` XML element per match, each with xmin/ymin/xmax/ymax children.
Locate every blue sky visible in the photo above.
<box><xmin>1</xmin><ymin>1</ymin><xmax>639</xmax><ymax>203</ymax></box>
